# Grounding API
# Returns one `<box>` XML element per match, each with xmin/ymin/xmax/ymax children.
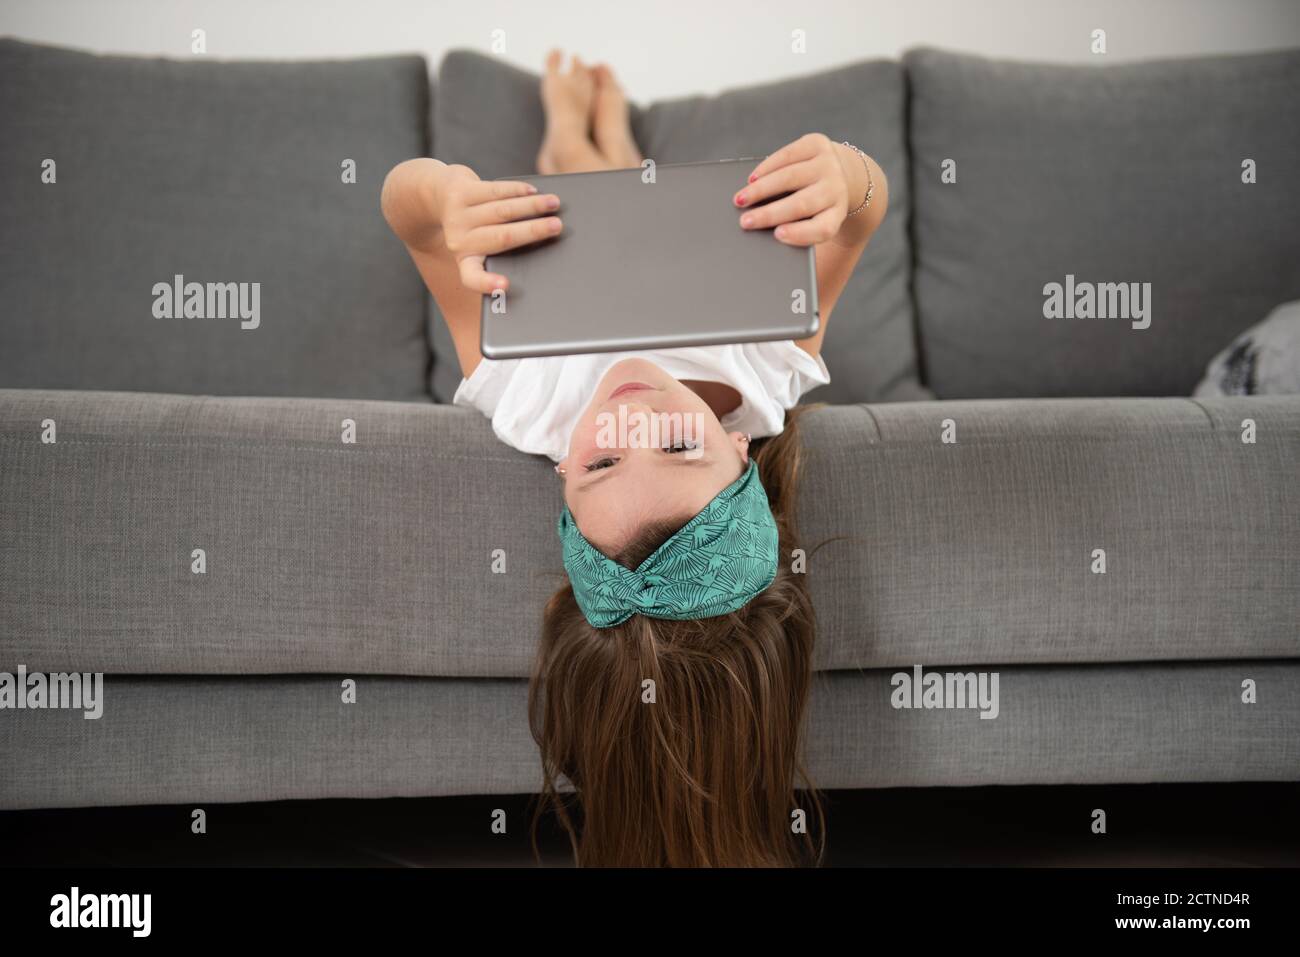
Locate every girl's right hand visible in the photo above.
<box><xmin>437</xmin><ymin>164</ymin><xmax>563</xmax><ymax>294</ymax></box>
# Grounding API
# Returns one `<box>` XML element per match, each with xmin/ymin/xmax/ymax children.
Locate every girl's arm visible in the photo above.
<box><xmin>381</xmin><ymin>158</ymin><xmax>562</xmax><ymax>378</ymax></box>
<box><xmin>733</xmin><ymin>134</ymin><xmax>889</xmax><ymax>358</ymax></box>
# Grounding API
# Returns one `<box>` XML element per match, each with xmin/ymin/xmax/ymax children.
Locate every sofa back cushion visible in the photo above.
<box><xmin>0</xmin><ymin>39</ymin><xmax>432</xmax><ymax>400</ymax></box>
<box><xmin>906</xmin><ymin>47</ymin><xmax>1300</xmax><ymax>398</ymax></box>
<box><xmin>430</xmin><ymin>50</ymin><xmax>926</xmax><ymax>405</ymax></box>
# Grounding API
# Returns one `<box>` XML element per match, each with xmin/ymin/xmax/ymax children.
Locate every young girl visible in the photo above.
<box><xmin>382</xmin><ymin>51</ymin><xmax>888</xmax><ymax>866</ymax></box>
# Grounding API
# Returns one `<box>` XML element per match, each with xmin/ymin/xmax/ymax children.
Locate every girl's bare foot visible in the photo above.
<box><xmin>537</xmin><ymin>49</ymin><xmax>602</xmax><ymax>174</ymax></box>
<box><xmin>591</xmin><ymin>63</ymin><xmax>643</xmax><ymax>169</ymax></box>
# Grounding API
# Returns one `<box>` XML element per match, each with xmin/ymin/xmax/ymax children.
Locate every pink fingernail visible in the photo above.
<box><xmin>774</xmin><ymin>226</ymin><xmax>786</xmax><ymax>239</ymax></box>
<box><xmin>734</xmin><ymin>193</ymin><xmax>747</xmax><ymax>206</ymax></box>
<box><xmin>545</xmin><ymin>195</ymin><xmax>559</xmax><ymax>209</ymax></box>
<box><xmin>740</xmin><ymin>214</ymin><xmax>753</xmax><ymax>228</ymax></box>
<box><xmin>526</xmin><ymin>184</ymin><xmax>538</xmax><ymax>193</ymax></box>
<box><xmin>748</xmin><ymin>173</ymin><xmax>758</xmax><ymax>183</ymax></box>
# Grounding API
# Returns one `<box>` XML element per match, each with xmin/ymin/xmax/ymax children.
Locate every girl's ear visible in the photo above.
<box><xmin>728</xmin><ymin>431</ymin><xmax>750</xmax><ymax>464</ymax></box>
<box><xmin>554</xmin><ymin>456</ymin><xmax>570</xmax><ymax>477</ymax></box>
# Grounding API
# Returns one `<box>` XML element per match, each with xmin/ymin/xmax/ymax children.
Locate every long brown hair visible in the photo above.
<box><xmin>528</xmin><ymin>404</ymin><xmax>825</xmax><ymax>867</ymax></box>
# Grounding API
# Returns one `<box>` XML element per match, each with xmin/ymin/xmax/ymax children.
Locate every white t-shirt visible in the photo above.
<box><xmin>453</xmin><ymin>341</ymin><xmax>831</xmax><ymax>462</ymax></box>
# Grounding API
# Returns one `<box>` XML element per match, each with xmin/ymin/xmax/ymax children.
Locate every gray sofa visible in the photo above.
<box><xmin>1</xmin><ymin>38</ymin><xmax>1297</xmax><ymax>810</ymax></box>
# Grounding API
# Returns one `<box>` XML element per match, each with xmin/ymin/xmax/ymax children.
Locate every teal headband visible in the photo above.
<box><xmin>557</xmin><ymin>460</ymin><xmax>779</xmax><ymax>629</ymax></box>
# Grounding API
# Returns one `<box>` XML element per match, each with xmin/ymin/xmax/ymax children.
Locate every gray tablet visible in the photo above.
<box><xmin>479</xmin><ymin>158</ymin><xmax>819</xmax><ymax>359</ymax></box>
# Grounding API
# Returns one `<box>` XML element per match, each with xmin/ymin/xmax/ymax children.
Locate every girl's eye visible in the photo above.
<box><xmin>584</xmin><ymin>456</ymin><xmax>620</xmax><ymax>472</ymax></box>
<box><xmin>664</xmin><ymin>442</ymin><xmax>698</xmax><ymax>454</ymax></box>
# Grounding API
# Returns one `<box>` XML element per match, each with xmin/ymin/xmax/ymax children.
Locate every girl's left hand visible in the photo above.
<box><xmin>732</xmin><ymin>132</ymin><xmax>860</xmax><ymax>246</ymax></box>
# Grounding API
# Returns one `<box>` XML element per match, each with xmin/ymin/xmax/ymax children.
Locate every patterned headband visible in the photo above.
<box><xmin>557</xmin><ymin>460</ymin><xmax>780</xmax><ymax>629</ymax></box>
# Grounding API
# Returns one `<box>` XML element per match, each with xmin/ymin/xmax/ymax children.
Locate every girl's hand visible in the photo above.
<box><xmin>437</xmin><ymin>164</ymin><xmax>563</xmax><ymax>294</ymax></box>
<box><xmin>733</xmin><ymin>133</ymin><xmax>873</xmax><ymax>247</ymax></box>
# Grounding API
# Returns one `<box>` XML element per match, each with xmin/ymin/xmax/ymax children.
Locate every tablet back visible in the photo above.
<box><xmin>479</xmin><ymin>158</ymin><xmax>819</xmax><ymax>359</ymax></box>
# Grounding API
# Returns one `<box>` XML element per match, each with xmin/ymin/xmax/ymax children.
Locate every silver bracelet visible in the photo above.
<box><xmin>840</xmin><ymin>141</ymin><xmax>875</xmax><ymax>216</ymax></box>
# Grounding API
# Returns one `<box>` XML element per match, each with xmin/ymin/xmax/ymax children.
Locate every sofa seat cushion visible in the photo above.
<box><xmin>2</xmin><ymin>389</ymin><xmax>1296</xmax><ymax>677</ymax></box>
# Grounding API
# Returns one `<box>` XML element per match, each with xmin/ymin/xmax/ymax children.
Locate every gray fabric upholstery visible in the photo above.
<box><xmin>0</xmin><ymin>38</ymin><xmax>431</xmax><ymax>400</ymax></box>
<box><xmin>3</xmin><ymin>40</ymin><xmax>1298</xmax><ymax>814</ymax></box>
<box><xmin>905</xmin><ymin>47</ymin><xmax>1300</xmax><ymax>399</ymax></box>
<box><xmin>3</xmin><ymin>660</ymin><xmax>1296</xmax><ymax>809</ymax></box>
<box><xmin>3</xmin><ymin>389</ymin><xmax>1296</xmax><ymax>677</ymax></box>
<box><xmin>804</xmin><ymin>396</ymin><xmax>1300</xmax><ymax>669</ymax></box>
<box><xmin>429</xmin><ymin>49</ymin><xmax>925</xmax><ymax>406</ymax></box>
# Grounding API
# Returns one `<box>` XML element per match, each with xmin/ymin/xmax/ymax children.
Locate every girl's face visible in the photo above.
<box><xmin>558</xmin><ymin>358</ymin><xmax>750</xmax><ymax>554</ymax></box>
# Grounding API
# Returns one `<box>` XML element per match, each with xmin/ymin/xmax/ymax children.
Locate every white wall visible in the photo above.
<box><xmin>4</xmin><ymin>0</ymin><xmax>1298</xmax><ymax>102</ymax></box>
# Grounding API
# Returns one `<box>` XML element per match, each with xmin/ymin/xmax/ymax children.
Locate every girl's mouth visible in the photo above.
<box><xmin>608</xmin><ymin>382</ymin><xmax>655</xmax><ymax>399</ymax></box>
